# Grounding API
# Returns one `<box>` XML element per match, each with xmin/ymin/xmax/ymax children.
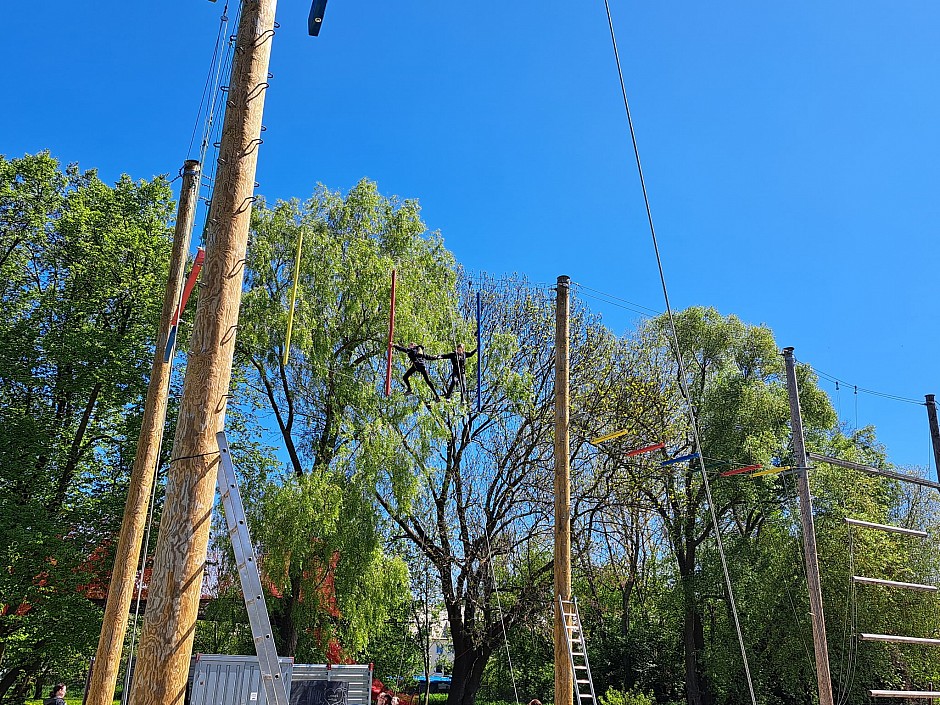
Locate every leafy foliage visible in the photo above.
<box><xmin>0</xmin><ymin>152</ymin><xmax>173</xmax><ymax>701</ymax></box>
<box><xmin>232</xmin><ymin>179</ymin><xmax>454</xmax><ymax>660</ymax></box>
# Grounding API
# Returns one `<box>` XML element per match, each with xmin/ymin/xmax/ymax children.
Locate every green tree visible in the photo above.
<box><xmin>0</xmin><ymin>153</ymin><xmax>174</xmax><ymax>700</ymax></box>
<box><xmin>592</xmin><ymin>307</ymin><xmax>836</xmax><ymax>705</ymax></box>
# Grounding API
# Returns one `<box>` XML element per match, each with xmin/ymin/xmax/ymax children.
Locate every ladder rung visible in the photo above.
<box><xmin>576</xmin><ymin>680</ymin><xmax>590</xmax><ymax>684</ymax></box>
<box><xmin>869</xmin><ymin>690</ymin><xmax>940</xmax><ymax>698</ymax></box>
<box><xmin>845</xmin><ymin>518</ymin><xmax>928</xmax><ymax>537</ymax></box>
<box><xmin>578</xmin><ymin>695</ymin><xmax>593</xmax><ymax>699</ymax></box>
<box><xmin>853</xmin><ymin>576</ymin><xmax>937</xmax><ymax>592</ymax></box>
<box><xmin>574</xmin><ymin>665</ymin><xmax>588</xmax><ymax>670</ymax></box>
<box><xmin>860</xmin><ymin>633</ymin><xmax>940</xmax><ymax>646</ymax></box>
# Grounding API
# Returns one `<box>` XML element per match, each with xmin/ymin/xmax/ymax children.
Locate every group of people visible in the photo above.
<box><xmin>393</xmin><ymin>342</ymin><xmax>477</xmax><ymax>403</ymax></box>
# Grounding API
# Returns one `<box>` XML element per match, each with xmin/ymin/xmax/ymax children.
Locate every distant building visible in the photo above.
<box><xmin>428</xmin><ymin>612</ymin><xmax>453</xmax><ymax>674</ymax></box>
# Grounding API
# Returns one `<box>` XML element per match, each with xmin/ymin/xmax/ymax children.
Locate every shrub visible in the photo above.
<box><xmin>598</xmin><ymin>687</ymin><xmax>655</xmax><ymax>705</ymax></box>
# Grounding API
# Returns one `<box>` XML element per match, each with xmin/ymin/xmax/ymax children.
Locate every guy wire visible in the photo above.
<box><xmin>600</xmin><ymin>1</ymin><xmax>757</xmax><ymax>702</ymax></box>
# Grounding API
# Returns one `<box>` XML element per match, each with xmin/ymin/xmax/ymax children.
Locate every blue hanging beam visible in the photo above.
<box><xmin>476</xmin><ymin>291</ymin><xmax>482</xmax><ymax>413</ymax></box>
<box><xmin>661</xmin><ymin>452</ymin><xmax>700</xmax><ymax>467</ymax></box>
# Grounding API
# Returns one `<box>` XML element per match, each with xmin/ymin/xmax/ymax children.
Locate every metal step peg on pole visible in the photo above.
<box><xmin>216</xmin><ymin>431</ymin><xmax>290</xmax><ymax>705</ymax></box>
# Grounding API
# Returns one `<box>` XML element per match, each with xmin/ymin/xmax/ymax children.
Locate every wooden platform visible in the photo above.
<box><xmin>870</xmin><ymin>690</ymin><xmax>940</xmax><ymax>698</ymax></box>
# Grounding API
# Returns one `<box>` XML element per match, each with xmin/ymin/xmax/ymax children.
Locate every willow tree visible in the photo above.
<box><xmin>234</xmin><ymin>179</ymin><xmax>457</xmax><ymax>659</ymax></box>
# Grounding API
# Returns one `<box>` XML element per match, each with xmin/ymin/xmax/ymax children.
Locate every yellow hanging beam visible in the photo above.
<box><xmin>283</xmin><ymin>230</ymin><xmax>304</xmax><ymax>366</ymax></box>
<box><xmin>590</xmin><ymin>428</ymin><xmax>631</xmax><ymax>444</ymax></box>
<box><xmin>750</xmin><ymin>466</ymin><xmax>790</xmax><ymax>477</ymax></box>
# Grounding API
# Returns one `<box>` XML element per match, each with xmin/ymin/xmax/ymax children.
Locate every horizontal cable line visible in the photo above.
<box><xmin>800</xmin><ymin>360</ymin><xmax>924</xmax><ymax>406</ymax></box>
<box><xmin>573</xmin><ymin>282</ymin><xmax>662</xmax><ymax>315</ymax></box>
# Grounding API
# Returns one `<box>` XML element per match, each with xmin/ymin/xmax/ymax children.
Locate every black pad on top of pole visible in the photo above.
<box><xmin>308</xmin><ymin>0</ymin><xmax>328</xmax><ymax>36</ymax></box>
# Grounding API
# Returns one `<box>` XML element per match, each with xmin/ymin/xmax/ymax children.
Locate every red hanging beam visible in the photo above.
<box><xmin>384</xmin><ymin>269</ymin><xmax>397</xmax><ymax>396</ymax></box>
<box><xmin>163</xmin><ymin>247</ymin><xmax>205</xmax><ymax>362</ymax></box>
<box><xmin>720</xmin><ymin>464</ymin><xmax>762</xmax><ymax>477</ymax></box>
<box><xmin>625</xmin><ymin>442</ymin><xmax>665</xmax><ymax>457</ymax></box>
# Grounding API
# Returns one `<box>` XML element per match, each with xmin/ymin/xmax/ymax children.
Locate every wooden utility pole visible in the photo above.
<box><xmin>129</xmin><ymin>2</ymin><xmax>278</xmax><ymax>703</ymax></box>
<box><xmin>925</xmin><ymin>395</ymin><xmax>940</xmax><ymax>485</ymax></box>
<box><xmin>783</xmin><ymin>347</ymin><xmax>834</xmax><ymax>705</ymax></box>
<box><xmin>86</xmin><ymin>160</ymin><xmax>201</xmax><ymax>705</ymax></box>
<box><xmin>554</xmin><ymin>275</ymin><xmax>572</xmax><ymax>705</ymax></box>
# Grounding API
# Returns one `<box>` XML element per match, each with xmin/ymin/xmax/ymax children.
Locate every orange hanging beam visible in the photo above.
<box><xmin>625</xmin><ymin>441</ymin><xmax>665</xmax><ymax>457</ymax></box>
<box><xmin>719</xmin><ymin>464</ymin><xmax>762</xmax><ymax>477</ymax></box>
<box><xmin>163</xmin><ymin>247</ymin><xmax>205</xmax><ymax>362</ymax></box>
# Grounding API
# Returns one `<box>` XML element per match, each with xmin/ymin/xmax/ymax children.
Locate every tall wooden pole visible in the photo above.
<box><xmin>783</xmin><ymin>347</ymin><xmax>834</xmax><ymax>705</ymax></box>
<box><xmin>554</xmin><ymin>275</ymin><xmax>572</xmax><ymax>705</ymax></box>
<box><xmin>129</xmin><ymin>2</ymin><xmax>278</xmax><ymax>703</ymax></box>
<box><xmin>86</xmin><ymin>160</ymin><xmax>201</xmax><ymax>705</ymax></box>
<box><xmin>925</xmin><ymin>395</ymin><xmax>940</xmax><ymax>485</ymax></box>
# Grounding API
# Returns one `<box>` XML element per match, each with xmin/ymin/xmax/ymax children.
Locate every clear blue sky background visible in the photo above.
<box><xmin>4</xmin><ymin>1</ymin><xmax>938</xmax><ymax>469</ymax></box>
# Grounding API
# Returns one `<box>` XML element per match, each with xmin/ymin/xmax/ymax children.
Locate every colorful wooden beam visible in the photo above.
<box><xmin>476</xmin><ymin>291</ymin><xmax>482</xmax><ymax>413</ymax></box>
<box><xmin>590</xmin><ymin>428</ymin><xmax>631</xmax><ymax>445</ymax></box>
<box><xmin>163</xmin><ymin>247</ymin><xmax>205</xmax><ymax>363</ymax></box>
<box><xmin>625</xmin><ymin>442</ymin><xmax>665</xmax><ymax>457</ymax></box>
<box><xmin>750</xmin><ymin>466</ymin><xmax>790</xmax><ymax>477</ymax></box>
<box><xmin>719</xmin><ymin>464</ymin><xmax>762</xmax><ymax>477</ymax></box>
<box><xmin>308</xmin><ymin>0</ymin><xmax>328</xmax><ymax>36</ymax></box>
<box><xmin>384</xmin><ymin>269</ymin><xmax>396</xmax><ymax>397</ymax></box>
<box><xmin>661</xmin><ymin>452</ymin><xmax>700</xmax><ymax>467</ymax></box>
<box><xmin>282</xmin><ymin>231</ymin><xmax>304</xmax><ymax>366</ymax></box>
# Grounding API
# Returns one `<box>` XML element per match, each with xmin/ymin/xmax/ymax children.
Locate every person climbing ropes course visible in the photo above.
<box><xmin>439</xmin><ymin>343</ymin><xmax>477</xmax><ymax>402</ymax></box>
<box><xmin>393</xmin><ymin>342</ymin><xmax>440</xmax><ymax>401</ymax></box>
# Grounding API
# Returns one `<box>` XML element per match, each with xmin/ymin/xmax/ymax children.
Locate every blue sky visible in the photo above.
<box><xmin>5</xmin><ymin>1</ymin><xmax>938</xmax><ymax>469</ymax></box>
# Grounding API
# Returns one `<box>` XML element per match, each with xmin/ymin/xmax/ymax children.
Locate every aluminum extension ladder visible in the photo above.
<box><xmin>216</xmin><ymin>431</ymin><xmax>290</xmax><ymax>705</ymax></box>
<box><xmin>559</xmin><ymin>595</ymin><xmax>598</xmax><ymax>705</ymax></box>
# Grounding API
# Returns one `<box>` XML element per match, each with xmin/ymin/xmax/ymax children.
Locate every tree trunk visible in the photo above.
<box><xmin>33</xmin><ymin>671</ymin><xmax>47</xmax><ymax>700</ymax></box>
<box><xmin>680</xmin><ymin>573</ymin><xmax>713</xmax><ymax>705</ymax></box>
<box><xmin>447</xmin><ymin>643</ymin><xmax>491</xmax><ymax>705</ymax></box>
<box><xmin>270</xmin><ymin>573</ymin><xmax>302</xmax><ymax>656</ymax></box>
<box><xmin>0</xmin><ymin>666</ymin><xmax>24</xmax><ymax>701</ymax></box>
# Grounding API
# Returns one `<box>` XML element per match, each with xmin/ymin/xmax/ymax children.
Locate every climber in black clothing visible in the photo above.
<box><xmin>439</xmin><ymin>343</ymin><xmax>477</xmax><ymax>402</ymax></box>
<box><xmin>393</xmin><ymin>343</ymin><xmax>440</xmax><ymax>401</ymax></box>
